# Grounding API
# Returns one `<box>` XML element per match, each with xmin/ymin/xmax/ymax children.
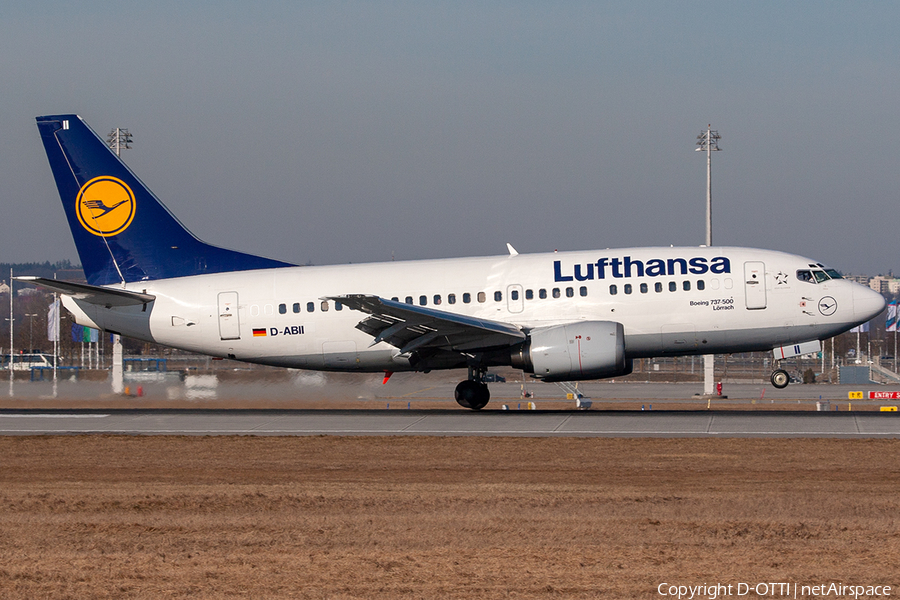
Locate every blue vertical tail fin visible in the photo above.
<box><xmin>36</xmin><ymin>114</ymin><xmax>294</xmax><ymax>285</ymax></box>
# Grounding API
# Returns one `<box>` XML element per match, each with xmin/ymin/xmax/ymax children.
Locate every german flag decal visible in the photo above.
<box><xmin>252</xmin><ymin>328</ymin><xmax>267</xmax><ymax>337</ymax></box>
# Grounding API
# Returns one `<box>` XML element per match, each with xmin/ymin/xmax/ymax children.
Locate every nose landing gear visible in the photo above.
<box><xmin>455</xmin><ymin>366</ymin><xmax>491</xmax><ymax>410</ymax></box>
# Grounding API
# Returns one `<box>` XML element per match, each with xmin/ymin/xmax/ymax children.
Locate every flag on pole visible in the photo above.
<box><xmin>886</xmin><ymin>301</ymin><xmax>898</xmax><ymax>333</ymax></box>
<box><xmin>47</xmin><ymin>298</ymin><xmax>60</xmax><ymax>342</ymax></box>
<box><xmin>850</xmin><ymin>322</ymin><xmax>870</xmax><ymax>333</ymax></box>
<box><xmin>71</xmin><ymin>324</ymin><xmax>100</xmax><ymax>343</ymax></box>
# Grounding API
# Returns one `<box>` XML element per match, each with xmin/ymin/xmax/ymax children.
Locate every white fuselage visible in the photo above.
<box><xmin>62</xmin><ymin>246</ymin><xmax>884</xmax><ymax>372</ymax></box>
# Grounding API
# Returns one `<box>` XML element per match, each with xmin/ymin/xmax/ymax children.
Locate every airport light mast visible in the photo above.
<box><xmin>696</xmin><ymin>126</ymin><xmax>721</xmax><ymax>246</ymax></box>
<box><xmin>106</xmin><ymin>127</ymin><xmax>133</xmax><ymax>394</ymax></box>
<box><xmin>106</xmin><ymin>128</ymin><xmax>133</xmax><ymax>157</ymax></box>
<box><xmin>7</xmin><ymin>268</ymin><xmax>12</xmax><ymax>396</ymax></box>
<box><xmin>696</xmin><ymin>126</ymin><xmax>721</xmax><ymax>397</ymax></box>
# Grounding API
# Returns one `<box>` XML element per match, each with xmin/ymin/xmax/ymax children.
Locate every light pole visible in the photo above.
<box><xmin>7</xmin><ymin>268</ymin><xmax>13</xmax><ymax>396</ymax></box>
<box><xmin>696</xmin><ymin>126</ymin><xmax>721</xmax><ymax>396</ymax></box>
<box><xmin>106</xmin><ymin>127</ymin><xmax>132</xmax><ymax>394</ymax></box>
<box><xmin>25</xmin><ymin>314</ymin><xmax>37</xmax><ymax>353</ymax></box>
<box><xmin>106</xmin><ymin>128</ymin><xmax>133</xmax><ymax>156</ymax></box>
<box><xmin>695</xmin><ymin>126</ymin><xmax>720</xmax><ymax>247</ymax></box>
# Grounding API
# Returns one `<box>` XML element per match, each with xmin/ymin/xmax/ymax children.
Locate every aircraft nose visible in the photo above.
<box><xmin>852</xmin><ymin>284</ymin><xmax>886</xmax><ymax>322</ymax></box>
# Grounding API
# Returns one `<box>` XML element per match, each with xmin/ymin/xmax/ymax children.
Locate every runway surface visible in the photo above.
<box><xmin>1</xmin><ymin>408</ymin><xmax>899</xmax><ymax>438</ymax></box>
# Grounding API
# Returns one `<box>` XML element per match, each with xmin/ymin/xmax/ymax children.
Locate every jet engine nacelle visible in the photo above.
<box><xmin>511</xmin><ymin>321</ymin><xmax>631</xmax><ymax>381</ymax></box>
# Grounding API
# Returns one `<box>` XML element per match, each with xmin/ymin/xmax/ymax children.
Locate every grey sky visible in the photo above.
<box><xmin>2</xmin><ymin>1</ymin><xmax>898</xmax><ymax>276</ymax></box>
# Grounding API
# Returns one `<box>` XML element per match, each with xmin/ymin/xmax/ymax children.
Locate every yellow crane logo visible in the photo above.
<box><xmin>76</xmin><ymin>176</ymin><xmax>135</xmax><ymax>237</ymax></box>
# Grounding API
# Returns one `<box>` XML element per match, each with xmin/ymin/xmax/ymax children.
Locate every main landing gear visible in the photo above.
<box><xmin>455</xmin><ymin>366</ymin><xmax>490</xmax><ymax>410</ymax></box>
<box><xmin>770</xmin><ymin>368</ymin><xmax>790</xmax><ymax>389</ymax></box>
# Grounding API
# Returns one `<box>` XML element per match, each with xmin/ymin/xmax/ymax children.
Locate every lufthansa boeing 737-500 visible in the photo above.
<box><xmin>18</xmin><ymin>114</ymin><xmax>885</xmax><ymax>409</ymax></box>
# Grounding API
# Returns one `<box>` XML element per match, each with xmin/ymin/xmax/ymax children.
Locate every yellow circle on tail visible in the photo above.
<box><xmin>75</xmin><ymin>176</ymin><xmax>136</xmax><ymax>237</ymax></box>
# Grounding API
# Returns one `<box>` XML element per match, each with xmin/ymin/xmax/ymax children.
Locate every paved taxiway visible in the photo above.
<box><xmin>1</xmin><ymin>409</ymin><xmax>899</xmax><ymax>438</ymax></box>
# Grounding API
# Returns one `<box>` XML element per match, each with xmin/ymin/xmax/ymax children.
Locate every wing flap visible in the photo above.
<box><xmin>330</xmin><ymin>294</ymin><xmax>526</xmax><ymax>353</ymax></box>
<box><xmin>14</xmin><ymin>276</ymin><xmax>156</xmax><ymax>307</ymax></box>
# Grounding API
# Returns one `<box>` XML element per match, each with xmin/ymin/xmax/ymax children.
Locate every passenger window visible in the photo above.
<box><xmin>307</xmin><ymin>302</ymin><xmax>315</xmax><ymax>313</ymax></box>
<box><xmin>566</xmin><ymin>287</ymin><xmax>574</xmax><ymax>298</ymax></box>
<box><xmin>697</xmin><ymin>280</ymin><xmax>705</xmax><ymax>291</ymax></box>
<box><xmin>640</xmin><ymin>283</ymin><xmax>648</xmax><ymax>294</ymax></box>
<box><xmin>419</xmin><ymin>295</ymin><xmax>427</xmax><ymax>306</ymax></box>
<box><xmin>525</xmin><ymin>289</ymin><xmax>533</xmax><ymax>300</ymax></box>
<box><xmin>405</xmin><ymin>296</ymin><xmax>413</xmax><ymax>304</ymax></box>
<box><xmin>683</xmin><ymin>281</ymin><xmax>691</xmax><ymax>291</ymax></box>
<box><xmin>579</xmin><ymin>286</ymin><xmax>587</xmax><ymax>297</ymax></box>
<box><xmin>494</xmin><ymin>291</ymin><xmax>502</xmax><ymax>302</ymax></box>
<box><xmin>292</xmin><ymin>302</ymin><xmax>300</xmax><ymax>314</ymax></box>
<box><xmin>710</xmin><ymin>278</ymin><xmax>720</xmax><ymax>290</ymax></box>
<box><xmin>624</xmin><ymin>284</ymin><xmax>632</xmax><ymax>295</ymax></box>
<box><xmin>609</xmin><ymin>284</ymin><xmax>618</xmax><ymax>295</ymax></box>
<box><xmin>320</xmin><ymin>300</ymin><xmax>329</xmax><ymax>312</ymax></box>
<box><xmin>511</xmin><ymin>290</ymin><xmax>519</xmax><ymax>301</ymax></box>
<box><xmin>552</xmin><ymin>288</ymin><xmax>561</xmax><ymax>299</ymax></box>
<box><xmin>335</xmin><ymin>301</ymin><xmax>343</xmax><ymax>311</ymax></box>
<box><xmin>448</xmin><ymin>294</ymin><xmax>456</xmax><ymax>305</ymax></box>
<box><xmin>477</xmin><ymin>292</ymin><xmax>486</xmax><ymax>303</ymax></box>
<box><xmin>463</xmin><ymin>293</ymin><xmax>471</xmax><ymax>304</ymax></box>
<box><xmin>279</xmin><ymin>303</ymin><xmax>287</xmax><ymax>314</ymax></box>
<box><xmin>655</xmin><ymin>282</ymin><xmax>663</xmax><ymax>293</ymax></box>
<box><xmin>724</xmin><ymin>278</ymin><xmax>733</xmax><ymax>290</ymax></box>
<box><xmin>669</xmin><ymin>281</ymin><xmax>677</xmax><ymax>292</ymax></box>
<box><xmin>539</xmin><ymin>289</ymin><xmax>547</xmax><ymax>299</ymax></box>
<box><xmin>434</xmin><ymin>294</ymin><xmax>441</xmax><ymax>305</ymax></box>
<box><xmin>391</xmin><ymin>297</ymin><xmax>399</xmax><ymax>302</ymax></box>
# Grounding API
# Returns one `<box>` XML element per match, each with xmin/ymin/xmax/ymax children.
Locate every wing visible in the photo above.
<box><xmin>328</xmin><ymin>294</ymin><xmax>526</xmax><ymax>354</ymax></box>
<box><xmin>14</xmin><ymin>277</ymin><xmax>156</xmax><ymax>308</ymax></box>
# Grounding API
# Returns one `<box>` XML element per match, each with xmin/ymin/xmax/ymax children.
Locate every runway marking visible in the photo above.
<box><xmin>0</xmin><ymin>414</ymin><xmax>110</xmax><ymax>419</ymax></box>
<box><xmin>396</xmin><ymin>386</ymin><xmax>439</xmax><ymax>398</ymax></box>
<box><xmin>552</xmin><ymin>415</ymin><xmax>573</xmax><ymax>432</ymax></box>
<box><xmin>1</xmin><ymin>429</ymin><xmax>898</xmax><ymax>438</ymax></box>
<box><xmin>401</xmin><ymin>416</ymin><xmax>428</xmax><ymax>431</ymax></box>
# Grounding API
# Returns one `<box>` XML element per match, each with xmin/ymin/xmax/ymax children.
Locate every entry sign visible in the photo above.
<box><xmin>869</xmin><ymin>391</ymin><xmax>900</xmax><ymax>400</ymax></box>
<box><xmin>848</xmin><ymin>391</ymin><xmax>863</xmax><ymax>400</ymax></box>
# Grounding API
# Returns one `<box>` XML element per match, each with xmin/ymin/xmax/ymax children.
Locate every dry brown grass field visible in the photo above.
<box><xmin>1</xmin><ymin>436</ymin><xmax>898</xmax><ymax>598</ymax></box>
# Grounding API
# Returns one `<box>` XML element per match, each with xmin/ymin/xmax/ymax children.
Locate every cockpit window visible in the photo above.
<box><xmin>796</xmin><ymin>270</ymin><xmax>813</xmax><ymax>283</ymax></box>
<box><xmin>798</xmin><ymin>268</ymin><xmax>842</xmax><ymax>284</ymax></box>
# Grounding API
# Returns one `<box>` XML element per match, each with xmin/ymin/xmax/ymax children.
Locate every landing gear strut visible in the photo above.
<box><xmin>771</xmin><ymin>368</ymin><xmax>790</xmax><ymax>389</ymax></box>
<box><xmin>455</xmin><ymin>366</ymin><xmax>490</xmax><ymax>410</ymax></box>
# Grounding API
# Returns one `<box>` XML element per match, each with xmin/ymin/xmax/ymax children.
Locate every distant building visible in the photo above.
<box><xmin>869</xmin><ymin>275</ymin><xmax>900</xmax><ymax>295</ymax></box>
<box><xmin>16</xmin><ymin>287</ymin><xmax>43</xmax><ymax>297</ymax></box>
<box><xmin>845</xmin><ymin>275</ymin><xmax>870</xmax><ymax>286</ymax></box>
<box><xmin>0</xmin><ymin>280</ymin><xmax>9</xmax><ymax>295</ymax></box>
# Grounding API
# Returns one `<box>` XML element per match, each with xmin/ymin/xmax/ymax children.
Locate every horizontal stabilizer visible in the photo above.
<box><xmin>14</xmin><ymin>277</ymin><xmax>155</xmax><ymax>308</ymax></box>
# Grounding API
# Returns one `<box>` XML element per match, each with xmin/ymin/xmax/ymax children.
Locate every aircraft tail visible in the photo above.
<box><xmin>36</xmin><ymin>114</ymin><xmax>294</xmax><ymax>285</ymax></box>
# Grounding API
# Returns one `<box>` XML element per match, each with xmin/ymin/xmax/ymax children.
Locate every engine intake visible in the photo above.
<box><xmin>511</xmin><ymin>321</ymin><xmax>631</xmax><ymax>381</ymax></box>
